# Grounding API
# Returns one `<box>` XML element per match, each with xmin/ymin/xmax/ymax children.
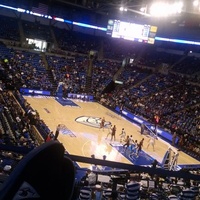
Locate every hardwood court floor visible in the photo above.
<box><xmin>24</xmin><ymin>96</ymin><xmax>200</xmax><ymax>168</ymax></box>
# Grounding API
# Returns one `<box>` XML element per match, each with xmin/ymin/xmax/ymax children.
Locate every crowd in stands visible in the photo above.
<box><xmin>91</xmin><ymin>59</ymin><xmax>120</xmax><ymax>95</ymax></box>
<box><xmin>0</xmin><ymin>90</ymin><xmax>40</xmax><ymax>148</ymax></box>
<box><xmin>0</xmin><ymin>43</ymin><xmax>53</xmax><ymax>91</ymax></box>
<box><xmin>46</xmin><ymin>53</ymin><xmax>121</xmax><ymax>96</ymax></box>
<box><xmin>75</xmin><ymin>169</ymin><xmax>200</xmax><ymax>200</ymax></box>
<box><xmin>117</xmin><ymin>65</ymin><xmax>151</xmax><ymax>89</ymax></box>
<box><xmin>46</xmin><ymin>54</ymin><xmax>87</xmax><ymax>94</ymax></box>
<box><xmin>0</xmin><ymin>13</ymin><xmax>199</xmax><ymax>199</ymax></box>
<box><xmin>0</xmin><ymin>89</ymin><xmax>41</xmax><ymax>177</ymax></box>
<box><xmin>130</xmin><ymin>73</ymin><xmax>183</xmax><ymax>98</ymax></box>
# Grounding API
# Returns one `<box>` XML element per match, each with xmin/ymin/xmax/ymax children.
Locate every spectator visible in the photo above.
<box><xmin>86</xmin><ymin>170</ymin><xmax>96</xmax><ymax>186</ymax></box>
<box><xmin>125</xmin><ymin>175</ymin><xmax>140</xmax><ymax>200</ymax></box>
<box><xmin>141</xmin><ymin>123</ymin><xmax>145</xmax><ymax>135</ymax></box>
<box><xmin>79</xmin><ymin>186</ymin><xmax>92</xmax><ymax>200</ymax></box>
<box><xmin>102</xmin><ymin>183</ymin><xmax>112</xmax><ymax>199</ymax></box>
<box><xmin>81</xmin><ymin>169</ymin><xmax>96</xmax><ymax>186</ymax></box>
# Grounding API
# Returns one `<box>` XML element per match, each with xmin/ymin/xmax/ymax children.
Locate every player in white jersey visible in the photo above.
<box><xmin>147</xmin><ymin>136</ymin><xmax>155</xmax><ymax>151</ymax></box>
<box><xmin>119</xmin><ymin>128</ymin><xmax>126</xmax><ymax>143</ymax></box>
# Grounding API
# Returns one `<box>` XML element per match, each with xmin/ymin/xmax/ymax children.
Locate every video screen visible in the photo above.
<box><xmin>107</xmin><ymin>19</ymin><xmax>157</xmax><ymax>44</ymax></box>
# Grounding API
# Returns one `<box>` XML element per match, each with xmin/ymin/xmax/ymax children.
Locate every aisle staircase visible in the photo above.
<box><xmin>46</xmin><ymin>69</ymin><xmax>58</xmax><ymax>95</ymax></box>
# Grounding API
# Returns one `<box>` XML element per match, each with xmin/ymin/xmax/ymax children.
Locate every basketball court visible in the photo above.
<box><xmin>24</xmin><ymin>96</ymin><xmax>200</xmax><ymax>169</ymax></box>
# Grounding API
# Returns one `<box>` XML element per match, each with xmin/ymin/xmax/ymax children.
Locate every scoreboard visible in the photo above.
<box><xmin>107</xmin><ymin>19</ymin><xmax>157</xmax><ymax>44</ymax></box>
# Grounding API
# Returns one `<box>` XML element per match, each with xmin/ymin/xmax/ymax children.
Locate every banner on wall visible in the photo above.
<box><xmin>20</xmin><ymin>88</ymin><xmax>51</xmax><ymax>96</ymax></box>
<box><xmin>19</xmin><ymin>89</ymin><xmax>94</xmax><ymax>101</ymax></box>
<box><xmin>67</xmin><ymin>93</ymin><xmax>94</xmax><ymax>101</ymax></box>
<box><xmin>115</xmin><ymin>106</ymin><xmax>175</xmax><ymax>143</ymax></box>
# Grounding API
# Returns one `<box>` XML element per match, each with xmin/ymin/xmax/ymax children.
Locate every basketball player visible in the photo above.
<box><xmin>129</xmin><ymin>136</ymin><xmax>135</xmax><ymax>151</ymax></box>
<box><xmin>110</xmin><ymin>125</ymin><xmax>116</xmax><ymax>142</ymax></box>
<box><xmin>135</xmin><ymin>138</ymin><xmax>144</xmax><ymax>157</ymax></box>
<box><xmin>119</xmin><ymin>128</ymin><xmax>126</xmax><ymax>143</ymax></box>
<box><xmin>136</xmin><ymin>142</ymin><xmax>143</xmax><ymax>157</ymax></box>
<box><xmin>147</xmin><ymin>136</ymin><xmax>155</xmax><ymax>151</ymax></box>
<box><xmin>54</xmin><ymin>124</ymin><xmax>61</xmax><ymax>140</ymax></box>
<box><xmin>139</xmin><ymin>138</ymin><xmax>144</xmax><ymax>147</ymax></box>
<box><xmin>123</xmin><ymin>135</ymin><xmax>132</xmax><ymax>153</ymax></box>
<box><xmin>99</xmin><ymin>117</ymin><xmax>105</xmax><ymax>131</ymax></box>
<box><xmin>130</xmin><ymin>140</ymin><xmax>138</xmax><ymax>157</ymax></box>
<box><xmin>124</xmin><ymin>135</ymin><xmax>129</xmax><ymax>144</ymax></box>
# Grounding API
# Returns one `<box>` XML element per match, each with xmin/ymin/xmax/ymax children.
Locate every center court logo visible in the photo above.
<box><xmin>75</xmin><ymin>116</ymin><xmax>111</xmax><ymax>128</ymax></box>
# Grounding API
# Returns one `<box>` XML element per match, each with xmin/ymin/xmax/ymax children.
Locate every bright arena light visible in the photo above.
<box><xmin>119</xmin><ymin>6</ymin><xmax>127</xmax><ymax>11</ymax></box>
<box><xmin>175</xmin><ymin>2</ymin><xmax>183</xmax><ymax>13</ymax></box>
<box><xmin>150</xmin><ymin>3</ymin><xmax>170</xmax><ymax>17</ymax></box>
<box><xmin>119</xmin><ymin>6</ymin><xmax>124</xmax><ymax>11</ymax></box>
<box><xmin>150</xmin><ymin>1</ymin><xmax>183</xmax><ymax>17</ymax></box>
<box><xmin>193</xmin><ymin>0</ymin><xmax>199</xmax><ymax>7</ymax></box>
<box><xmin>140</xmin><ymin>7</ymin><xmax>146</xmax><ymax>12</ymax></box>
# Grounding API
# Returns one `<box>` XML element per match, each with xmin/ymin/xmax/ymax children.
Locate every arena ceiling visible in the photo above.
<box><xmin>54</xmin><ymin>0</ymin><xmax>200</xmax><ymax>28</ymax></box>
<box><xmin>55</xmin><ymin>0</ymin><xmax>152</xmax><ymax>17</ymax></box>
<box><xmin>21</xmin><ymin>0</ymin><xmax>200</xmax><ymax>29</ymax></box>
<box><xmin>54</xmin><ymin>0</ymin><xmax>200</xmax><ymax>15</ymax></box>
